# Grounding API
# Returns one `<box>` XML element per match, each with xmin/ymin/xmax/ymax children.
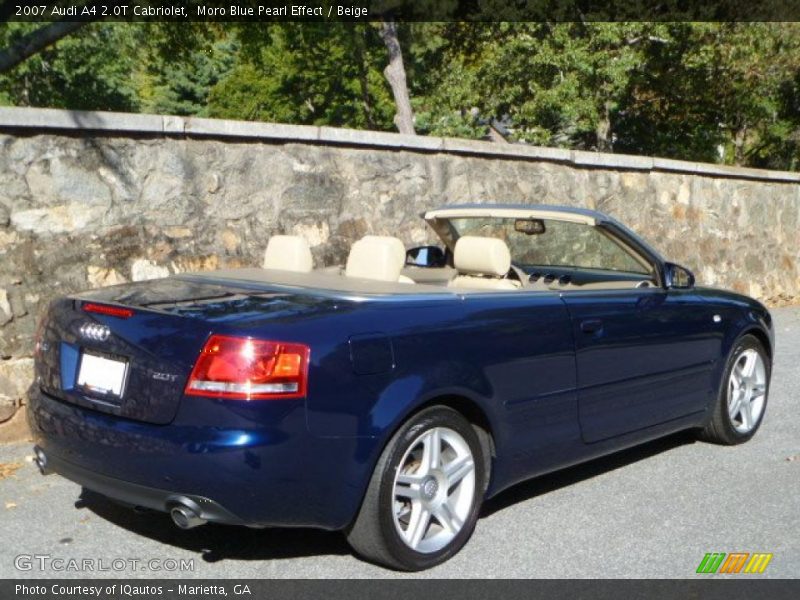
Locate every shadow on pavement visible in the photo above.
<box><xmin>482</xmin><ymin>430</ymin><xmax>698</xmax><ymax>517</ymax></box>
<box><xmin>77</xmin><ymin>430</ymin><xmax>697</xmax><ymax>563</ymax></box>
<box><xmin>77</xmin><ymin>490</ymin><xmax>352</xmax><ymax>563</ymax></box>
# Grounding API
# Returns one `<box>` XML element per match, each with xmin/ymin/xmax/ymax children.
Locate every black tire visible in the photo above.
<box><xmin>698</xmin><ymin>334</ymin><xmax>771</xmax><ymax>445</ymax></box>
<box><xmin>346</xmin><ymin>406</ymin><xmax>487</xmax><ymax>571</ymax></box>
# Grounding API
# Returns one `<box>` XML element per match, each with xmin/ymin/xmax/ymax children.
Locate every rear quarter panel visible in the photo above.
<box><xmin>296</xmin><ymin>292</ymin><xmax>580</xmax><ymax>496</ymax></box>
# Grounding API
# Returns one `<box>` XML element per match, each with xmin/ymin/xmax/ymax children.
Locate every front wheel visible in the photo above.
<box><xmin>347</xmin><ymin>406</ymin><xmax>487</xmax><ymax>571</ymax></box>
<box><xmin>699</xmin><ymin>334</ymin><xmax>771</xmax><ymax>445</ymax></box>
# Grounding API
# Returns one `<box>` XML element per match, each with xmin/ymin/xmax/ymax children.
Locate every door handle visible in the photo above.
<box><xmin>580</xmin><ymin>319</ymin><xmax>603</xmax><ymax>333</ymax></box>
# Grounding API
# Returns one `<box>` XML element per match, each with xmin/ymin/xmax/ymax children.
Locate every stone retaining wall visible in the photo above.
<box><xmin>1</xmin><ymin>107</ymin><xmax>798</xmax><ymax>439</ymax></box>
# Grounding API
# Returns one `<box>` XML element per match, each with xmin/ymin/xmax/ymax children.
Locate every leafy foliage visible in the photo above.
<box><xmin>0</xmin><ymin>22</ymin><xmax>140</xmax><ymax>111</ymax></box>
<box><xmin>139</xmin><ymin>28</ymin><xmax>236</xmax><ymax>117</ymax></box>
<box><xmin>208</xmin><ymin>24</ymin><xmax>395</xmax><ymax>129</ymax></box>
<box><xmin>1</xmin><ymin>21</ymin><xmax>799</xmax><ymax>169</ymax></box>
<box><xmin>614</xmin><ymin>23</ymin><xmax>800</xmax><ymax>166</ymax></box>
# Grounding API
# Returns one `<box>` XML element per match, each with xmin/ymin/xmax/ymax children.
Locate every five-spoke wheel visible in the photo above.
<box><xmin>392</xmin><ymin>426</ymin><xmax>476</xmax><ymax>553</ymax></box>
<box><xmin>700</xmin><ymin>334</ymin><xmax>771</xmax><ymax>445</ymax></box>
<box><xmin>347</xmin><ymin>407</ymin><xmax>487</xmax><ymax>571</ymax></box>
<box><xmin>727</xmin><ymin>348</ymin><xmax>767</xmax><ymax>434</ymax></box>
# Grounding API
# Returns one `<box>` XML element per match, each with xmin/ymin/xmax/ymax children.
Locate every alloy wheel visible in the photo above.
<box><xmin>391</xmin><ymin>426</ymin><xmax>476</xmax><ymax>553</ymax></box>
<box><xmin>727</xmin><ymin>348</ymin><xmax>767</xmax><ymax>434</ymax></box>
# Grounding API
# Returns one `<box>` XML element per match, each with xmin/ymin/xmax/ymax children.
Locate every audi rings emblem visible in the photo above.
<box><xmin>79</xmin><ymin>322</ymin><xmax>111</xmax><ymax>342</ymax></box>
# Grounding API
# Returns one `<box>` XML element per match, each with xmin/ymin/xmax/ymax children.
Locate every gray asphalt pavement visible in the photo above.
<box><xmin>1</xmin><ymin>307</ymin><xmax>798</xmax><ymax>579</ymax></box>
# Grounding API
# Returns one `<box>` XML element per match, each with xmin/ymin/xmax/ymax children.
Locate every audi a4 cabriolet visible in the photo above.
<box><xmin>28</xmin><ymin>204</ymin><xmax>773</xmax><ymax>570</ymax></box>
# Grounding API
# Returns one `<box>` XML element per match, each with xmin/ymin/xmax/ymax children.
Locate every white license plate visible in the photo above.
<box><xmin>77</xmin><ymin>352</ymin><xmax>128</xmax><ymax>397</ymax></box>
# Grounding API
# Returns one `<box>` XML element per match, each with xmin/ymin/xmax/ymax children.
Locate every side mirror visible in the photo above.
<box><xmin>405</xmin><ymin>245</ymin><xmax>446</xmax><ymax>268</ymax></box>
<box><xmin>664</xmin><ymin>262</ymin><xmax>695</xmax><ymax>289</ymax></box>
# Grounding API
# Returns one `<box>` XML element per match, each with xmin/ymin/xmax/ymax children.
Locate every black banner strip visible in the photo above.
<box><xmin>2</xmin><ymin>579</ymin><xmax>800</xmax><ymax>600</ymax></box>
<box><xmin>5</xmin><ymin>0</ymin><xmax>800</xmax><ymax>23</ymax></box>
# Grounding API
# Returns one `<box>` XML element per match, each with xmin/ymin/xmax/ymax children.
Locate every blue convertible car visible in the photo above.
<box><xmin>28</xmin><ymin>204</ymin><xmax>773</xmax><ymax>570</ymax></box>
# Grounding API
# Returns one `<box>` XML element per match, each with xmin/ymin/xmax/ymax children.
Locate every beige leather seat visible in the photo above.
<box><xmin>448</xmin><ymin>236</ymin><xmax>521</xmax><ymax>291</ymax></box>
<box><xmin>263</xmin><ymin>235</ymin><xmax>313</xmax><ymax>273</ymax></box>
<box><xmin>345</xmin><ymin>235</ymin><xmax>414</xmax><ymax>284</ymax></box>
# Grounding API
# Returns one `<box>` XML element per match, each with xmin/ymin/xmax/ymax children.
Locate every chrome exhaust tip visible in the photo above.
<box><xmin>33</xmin><ymin>446</ymin><xmax>50</xmax><ymax>475</ymax></box>
<box><xmin>170</xmin><ymin>504</ymin><xmax>207</xmax><ymax>530</ymax></box>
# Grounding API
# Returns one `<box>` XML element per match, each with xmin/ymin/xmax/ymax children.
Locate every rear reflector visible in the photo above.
<box><xmin>82</xmin><ymin>302</ymin><xmax>134</xmax><ymax>319</ymax></box>
<box><xmin>185</xmin><ymin>335</ymin><xmax>310</xmax><ymax>400</ymax></box>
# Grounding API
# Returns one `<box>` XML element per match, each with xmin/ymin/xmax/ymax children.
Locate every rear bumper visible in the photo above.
<box><xmin>27</xmin><ymin>387</ymin><xmax>379</xmax><ymax>530</ymax></box>
<box><xmin>35</xmin><ymin>446</ymin><xmax>246</xmax><ymax>525</ymax></box>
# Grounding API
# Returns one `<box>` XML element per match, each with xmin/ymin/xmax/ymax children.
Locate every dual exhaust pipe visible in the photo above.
<box><xmin>133</xmin><ymin>500</ymin><xmax>207</xmax><ymax>530</ymax></box>
<box><xmin>34</xmin><ymin>446</ymin><xmax>206</xmax><ymax>530</ymax></box>
<box><xmin>169</xmin><ymin>503</ymin><xmax>207</xmax><ymax>530</ymax></box>
<box><xmin>33</xmin><ymin>446</ymin><xmax>49</xmax><ymax>475</ymax></box>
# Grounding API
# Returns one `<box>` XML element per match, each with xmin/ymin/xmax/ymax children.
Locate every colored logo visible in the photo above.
<box><xmin>696</xmin><ymin>552</ymin><xmax>773</xmax><ymax>574</ymax></box>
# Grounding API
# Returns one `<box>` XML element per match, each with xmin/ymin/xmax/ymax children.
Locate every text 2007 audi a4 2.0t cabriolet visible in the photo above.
<box><xmin>28</xmin><ymin>204</ymin><xmax>773</xmax><ymax>570</ymax></box>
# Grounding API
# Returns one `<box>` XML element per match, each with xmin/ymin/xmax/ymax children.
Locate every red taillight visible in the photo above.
<box><xmin>185</xmin><ymin>335</ymin><xmax>310</xmax><ymax>400</ymax></box>
<box><xmin>82</xmin><ymin>302</ymin><xmax>134</xmax><ymax>319</ymax></box>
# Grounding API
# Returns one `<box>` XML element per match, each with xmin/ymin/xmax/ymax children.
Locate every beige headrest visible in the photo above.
<box><xmin>345</xmin><ymin>235</ymin><xmax>406</xmax><ymax>282</ymax></box>
<box><xmin>361</xmin><ymin>235</ymin><xmax>407</xmax><ymax>261</ymax></box>
<box><xmin>454</xmin><ymin>236</ymin><xmax>511</xmax><ymax>277</ymax></box>
<box><xmin>263</xmin><ymin>235</ymin><xmax>313</xmax><ymax>273</ymax></box>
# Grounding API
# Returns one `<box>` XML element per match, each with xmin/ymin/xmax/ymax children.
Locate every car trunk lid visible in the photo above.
<box><xmin>36</xmin><ymin>277</ymin><xmax>336</xmax><ymax>425</ymax></box>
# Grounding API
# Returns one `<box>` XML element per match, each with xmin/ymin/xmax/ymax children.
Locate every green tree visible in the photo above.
<box><xmin>0</xmin><ymin>21</ymin><xmax>87</xmax><ymax>73</ymax></box>
<box><xmin>409</xmin><ymin>22</ymin><xmax>800</xmax><ymax>169</ymax></box>
<box><xmin>139</xmin><ymin>32</ymin><xmax>236</xmax><ymax>117</ymax></box>
<box><xmin>0</xmin><ymin>21</ymin><xmax>218</xmax><ymax>113</ymax></box>
<box><xmin>409</xmin><ymin>23</ymin><xmax>669</xmax><ymax>149</ymax></box>
<box><xmin>615</xmin><ymin>23</ymin><xmax>800</xmax><ymax>167</ymax></box>
<box><xmin>2</xmin><ymin>19</ymin><xmax>800</xmax><ymax>170</ymax></box>
<box><xmin>0</xmin><ymin>22</ymin><xmax>140</xmax><ymax>111</ymax></box>
<box><xmin>404</xmin><ymin>23</ymin><xmax>488</xmax><ymax>138</ymax></box>
<box><xmin>208</xmin><ymin>23</ymin><xmax>395</xmax><ymax>130</ymax></box>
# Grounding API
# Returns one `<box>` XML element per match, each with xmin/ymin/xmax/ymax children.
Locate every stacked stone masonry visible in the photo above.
<box><xmin>1</xmin><ymin>107</ymin><xmax>798</xmax><ymax>437</ymax></box>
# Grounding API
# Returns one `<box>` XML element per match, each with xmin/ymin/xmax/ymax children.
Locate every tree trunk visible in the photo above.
<box><xmin>595</xmin><ymin>102</ymin><xmax>613</xmax><ymax>152</ymax></box>
<box><xmin>732</xmin><ymin>125</ymin><xmax>748</xmax><ymax>166</ymax></box>
<box><xmin>379</xmin><ymin>20</ymin><xmax>415</xmax><ymax>135</ymax></box>
<box><xmin>0</xmin><ymin>22</ymin><xmax>87</xmax><ymax>73</ymax></box>
<box><xmin>488</xmin><ymin>124</ymin><xmax>509</xmax><ymax>143</ymax></box>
